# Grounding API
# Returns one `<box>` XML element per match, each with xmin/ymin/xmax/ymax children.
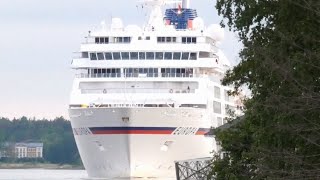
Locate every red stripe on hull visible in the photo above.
<box><xmin>196</xmin><ymin>131</ymin><xmax>207</xmax><ymax>135</ymax></box>
<box><xmin>93</xmin><ymin>130</ymin><xmax>173</xmax><ymax>135</ymax></box>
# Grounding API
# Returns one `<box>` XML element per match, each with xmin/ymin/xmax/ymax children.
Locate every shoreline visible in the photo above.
<box><xmin>0</xmin><ymin>163</ymin><xmax>84</xmax><ymax>170</ymax></box>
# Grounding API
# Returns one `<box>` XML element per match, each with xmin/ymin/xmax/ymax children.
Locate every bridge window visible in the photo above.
<box><xmin>199</xmin><ymin>51</ymin><xmax>211</xmax><ymax>58</ymax></box>
<box><xmin>100</xmin><ymin>38</ymin><xmax>105</xmax><ymax>44</ymax></box>
<box><xmin>97</xmin><ymin>53</ymin><xmax>104</xmax><ymax>60</ymax></box>
<box><xmin>123</xmin><ymin>37</ymin><xmax>131</xmax><ymax>43</ymax></box>
<box><xmin>95</xmin><ymin>37</ymin><xmax>109</xmax><ymax>44</ymax></box>
<box><xmin>164</xmin><ymin>52</ymin><xmax>173</xmax><ymax>60</ymax></box>
<box><xmin>89</xmin><ymin>51</ymin><xmax>198</xmax><ymax>61</ymax></box>
<box><xmin>155</xmin><ymin>52</ymin><xmax>163</xmax><ymax>60</ymax></box>
<box><xmin>181</xmin><ymin>52</ymin><xmax>189</xmax><ymax>60</ymax></box>
<box><xmin>190</xmin><ymin>53</ymin><xmax>197</xmax><ymax>60</ymax></box>
<box><xmin>114</xmin><ymin>37</ymin><xmax>123</xmax><ymax>43</ymax></box>
<box><xmin>81</xmin><ymin>52</ymin><xmax>89</xmax><ymax>58</ymax></box>
<box><xmin>157</xmin><ymin>37</ymin><xmax>165</xmax><ymax>42</ymax></box>
<box><xmin>170</xmin><ymin>68</ymin><xmax>176</xmax><ymax>76</ymax></box>
<box><xmin>124</xmin><ymin>68</ymin><xmax>158</xmax><ymax>77</ymax></box>
<box><xmin>160</xmin><ymin>68</ymin><xmax>194</xmax><ymax>77</ymax></box>
<box><xmin>148</xmin><ymin>68</ymin><xmax>158</xmax><ymax>77</ymax></box>
<box><xmin>89</xmin><ymin>68</ymin><xmax>121</xmax><ymax>77</ymax></box>
<box><xmin>173</xmin><ymin>52</ymin><xmax>181</xmax><ymax>60</ymax></box>
<box><xmin>157</xmin><ymin>37</ymin><xmax>177</xmax><ymax>43</ymax></box>
<box><xmin>146</xmin><ymin>52</ymin><xmax>155</xmax><ymax>60</ymax></box>
<box><xmin>130</xmin><ymin>52</ymin><xmax>138</xmax><ymax>60</ymax></box>
<box><xmin>105</xmin><ymin>52</ymin><xmax>112</xmax><ymax>60</ymax></box>
<box><xmin>90</xmin><ymin>53</ymin><xmax>97</xmax><ymax>60</ymax></box>
<box><xmin>182</xmin><ymin>37</ymin><xmax>197</xmax><ymax>44</ymax></box>
<box><xmin>113</xmin><ymin>52</ymin><xmax>121</xmax><ymax>60</ymax></box>
<box><xmin>139</xmin><ymin>52</ymin><xmax>146</xmax><ymax>60</ymax></box>
<box><xmin>121</xmin><ymin>52</ymin><xmax>129</xmax><ymax>60</ymax></box>
<box><xmin>114</xmin><ymin>37</ymin><xmax>131</xmax><ymax>43</ymax></box>
<box><xmin>176</xmin><ymin>69</ymin><xmax>181</xmax><ymax>77</ymax></box>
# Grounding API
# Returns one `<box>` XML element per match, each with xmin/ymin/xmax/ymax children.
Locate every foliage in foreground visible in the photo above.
<box><xmin>211</xmin><ymin>0</ymin><xmax>320</xmax><ymax>179</ymax></box>
<box><xmin>0</xmin><ymin>116</ymin><xmax>81</xmax><ymax>165</ymax></box>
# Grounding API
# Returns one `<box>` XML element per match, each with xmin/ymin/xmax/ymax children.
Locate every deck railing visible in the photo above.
<box><xmin>81</xmin><ymin>88</ymin><xmax>195</xmax><ymax>94</ymax></box>
<box><xmin>75</xmin><ymin>73</ymin><xmax>195</xmax><ymax>78</ymax></box>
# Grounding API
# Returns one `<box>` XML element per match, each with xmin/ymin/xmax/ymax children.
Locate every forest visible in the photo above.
<box><xmin>210</xmin><ymin>0</ymin><xmax>320</xmax><ymax>179</ymax></box>
<box><xmin>0</xmin><ymin>116</ymin><xmax>81</xmax><ymax>165</ymax></box>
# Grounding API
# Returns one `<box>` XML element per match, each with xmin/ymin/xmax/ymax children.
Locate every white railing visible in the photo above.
<box><xmin>75</xmin><ymin>73</ymin><xmax>195</xmax><ymax>78</ymax></box>
<box><xmin>81</xmin><ymin>40</ymin><xmax>209</xmax><ymax>45</ymax></box>
<box><xmin>81</xmin><ymin>88</ymin><xmax>195</xmax><ymax>94</ymax></box>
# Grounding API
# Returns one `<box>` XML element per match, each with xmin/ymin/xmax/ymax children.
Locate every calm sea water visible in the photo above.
<box><xmin>0</xmin><ymin>169</ymin><xmax>176</xmax><ymax>180</ymax></box>
<box><xmin>0</xmin><ymin>169</ymin><xmax>87</xmax><ymax>180</ymax></box>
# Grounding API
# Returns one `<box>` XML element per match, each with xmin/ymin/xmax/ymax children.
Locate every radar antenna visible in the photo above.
<box><xmin>137</xmin><ymin>0</ymin><xmax>183</xmax><ymax>30</ymax></box>
<box><xmin>138</xmin><ymin>0</ymin><xmax>182</xmax><ymax>6</ymax></box>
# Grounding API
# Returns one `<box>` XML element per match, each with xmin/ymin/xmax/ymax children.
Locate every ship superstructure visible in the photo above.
<box><xmin>69</xmin><ymin>0</ymin><xmax>241</xmax><ymax>179</ymax></box>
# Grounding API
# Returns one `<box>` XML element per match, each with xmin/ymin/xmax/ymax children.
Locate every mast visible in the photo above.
<box><xmin>138</xmin><ymin>0</ymin><xmax>182</xmax><ymax>30</ymax></box>
<box><xmin>182</xmin><ymin>0</ymin><xmax>190</xmax><ymax>8</ymax></box>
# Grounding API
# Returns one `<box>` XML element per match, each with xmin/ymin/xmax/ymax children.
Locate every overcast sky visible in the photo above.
<box><xmin>0</xmin><ymin>0</ymin><xmax>241</xmax><ymax>119</ymax></box>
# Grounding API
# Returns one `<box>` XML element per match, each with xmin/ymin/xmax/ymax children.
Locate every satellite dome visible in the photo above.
<box><xmin>111</xmin><ymin>18</ymin><xmax>123</xmax><ymax>31</ymax></box>
<box><xmin>192</xmin><ymin>17</ymin><xmax>205</xmax><ymax>31</ymax></box>
<box><xmin>206</xmin><ymin>24</ymin><xmax>225</xmax><ymax>42</ymax></box>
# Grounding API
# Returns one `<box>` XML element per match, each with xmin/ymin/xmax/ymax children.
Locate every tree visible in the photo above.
<box><xmin>211</xmin><ymin>0</ymin><xmax>320</xmax><ymax>179</ymax></box>
<box><xmin>0</xmin><ymin>117</ymin><xmax>81</xmax><ymax>165</ymax></box>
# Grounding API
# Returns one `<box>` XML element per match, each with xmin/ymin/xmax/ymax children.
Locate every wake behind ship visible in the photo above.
<box><xmin>69</xmin><ymin>0</ymin><xmax>241</xmax><ymax>179</ymax></box>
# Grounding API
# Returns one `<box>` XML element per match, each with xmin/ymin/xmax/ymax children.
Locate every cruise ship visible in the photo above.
<box><xmin>69</xmin><ymin>0</ymin><xmax>241</xmax><ymax>179</ymax></box>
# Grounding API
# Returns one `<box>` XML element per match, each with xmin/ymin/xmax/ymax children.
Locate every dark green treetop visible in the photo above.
<box><xmin>211</xmin><ymin>0</ymin><xmax>320</xmax><ymax>179</ymax></box>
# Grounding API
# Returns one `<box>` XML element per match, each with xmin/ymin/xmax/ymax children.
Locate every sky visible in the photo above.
<box><xmin>0</xmin><ymin>0</ymin><xmax>241</xmax><ymax>119</ymax></box>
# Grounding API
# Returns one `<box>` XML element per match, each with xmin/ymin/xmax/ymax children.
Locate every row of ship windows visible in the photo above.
<box><xmin>87</xmin><ymin>68</ymin><xmax>194</xmax><ymax>77</ymax></box>
<box><xmin>85</xmin><ymin>52</ymin><xmax>198</xmax><ymax>61</ymax></box>
<box><xmin>95</xmin><ymin>37</ymin><xmax>132</xmax><ymax>44</ymax></box>
<box><xmin>157</xmin><ymin>37</ymin><xmax>177</xmax><ymax>43</ymax></box>
<box><xmin>89</xmin><ymin>68</ymin><xmax>194</xmax><ymax>74</ymax></box>
<box><xmin>157</xmin><ymin>37</ymin><xmax>196</xmax><ymax>43</ymax></box>
<box><xmin>94</xmin><ymin>36</ymin><xmax>197</xmax><ymax>44</ymax></box>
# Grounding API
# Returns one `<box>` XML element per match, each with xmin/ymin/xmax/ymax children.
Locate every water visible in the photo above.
<box><xmin>0</xmin><ymin>169</ymin><xmax>87</xmax><ymax>180</ymax></box>
<box><xmin>0</xmin><ymin>169</ymin><xmax>176</xmax><ymax>180</ymax></box>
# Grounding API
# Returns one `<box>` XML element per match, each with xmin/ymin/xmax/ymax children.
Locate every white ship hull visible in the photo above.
<box><xmin>68</xmin><ymin>1</ymin><xmax>240</xmax><ymax>178</ymax></box>
<box><xmin>69</xmin><ymin>107</ymin><xmax>215</xmax><ymax>179</ymax></box>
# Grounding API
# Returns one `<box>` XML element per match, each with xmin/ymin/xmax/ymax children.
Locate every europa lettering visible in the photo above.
<box><xmin>73</xmin><ymin>128</ymin><xmax>92</xmax><ymax>136</ymax></box>
<box><xmin>172</xmin><ymin>127</ymin><xmax>198</xmax><ymax>135</ymax></box>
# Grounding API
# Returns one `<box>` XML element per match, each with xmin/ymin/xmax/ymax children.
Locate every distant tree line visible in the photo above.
<box><xmin>0</xmin><ymin>116</ymin><xmax>81</xmax><ymax>165</ymax></box>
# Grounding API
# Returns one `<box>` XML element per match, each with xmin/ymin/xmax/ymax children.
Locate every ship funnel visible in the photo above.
<box><xmin>182</xmin><ymin>0</ymin><xmax>190</xmax><ymax>8</ymax></box>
